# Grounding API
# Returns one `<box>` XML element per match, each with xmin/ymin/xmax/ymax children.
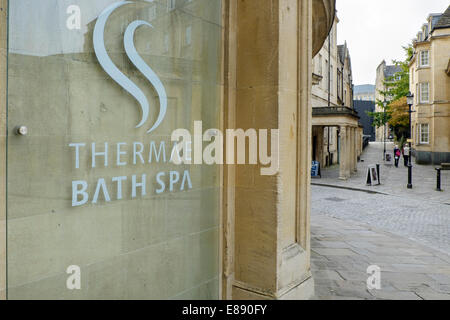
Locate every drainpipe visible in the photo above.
<box><xmin>328</xmin><ymin>32</ymin><xmax>331</xmax><ymax>107</ymax></box>
<box><xmin>327</xmin><ymin>32</ymin><xmax>331</xmax><ymax>166</ymax></box>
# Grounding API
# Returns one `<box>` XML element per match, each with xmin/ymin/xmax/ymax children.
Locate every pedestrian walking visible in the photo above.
<box><xmin>394</xmin><ymin>145</ymin><xmax>401</xmax><ymax>168</ymax></box>
<box><xmin>403</xmin><ymin>144</ymin><xmax>410</xmax><ymax>167</ymax></box>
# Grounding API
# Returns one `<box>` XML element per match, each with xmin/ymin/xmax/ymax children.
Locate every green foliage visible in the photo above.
<box><xmin>378</xmin><ymin>45</ymin><xmax>412</xmax><ymax>102</ymax></box>
<box><xmin>367</xmin><ymin>109</ymin><xmax>390</xmax><ymax>129</ymax></box>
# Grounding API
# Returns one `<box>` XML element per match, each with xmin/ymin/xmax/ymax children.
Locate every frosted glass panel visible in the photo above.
<box><xmin>7</xmin><ymin>0</ymin><xmax>222</xmax><ymax>300</ymax></box>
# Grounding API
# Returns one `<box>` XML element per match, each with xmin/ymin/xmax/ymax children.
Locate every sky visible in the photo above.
<box><xmin>336</xmin><ymin>0</ymin><xmax>450</xmax><ymax>86</ymax></box>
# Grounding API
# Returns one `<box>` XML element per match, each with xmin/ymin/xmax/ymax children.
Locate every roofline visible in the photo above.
<box><xmin>433</xmin><ymin>25</ymin><xmax>450</xmax><ymax>31</ymax></box>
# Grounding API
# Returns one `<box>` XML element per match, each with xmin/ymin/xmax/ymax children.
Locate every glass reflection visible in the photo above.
<box><xmin>7</xmin><ymin>0</ymin><xmax>222</xmax><ymax>300</ymax></box>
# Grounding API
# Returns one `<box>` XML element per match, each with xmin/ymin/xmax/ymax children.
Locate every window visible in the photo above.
<box><xmin>318</xmin><ymin>54</ymin><xmax>323</xmax><ymax>75</ymax></box>
<box><xmin>324</xmin><ymin>60</ymin><xmax>328</xmax><ymax>89</ymax></box>
<box><xmin>163</xmin><ymin>35</ymin><xmax>169</xmax><ymax>53</ymax></box>
<box><xmin>167</xmin><ymin>0</ymin><xmax>176</xmax><ymax>11</ymax></box>
<box><xmin>149</xmin><ymin>5</ymin><xmax>157</xmax><ymax>20</ymax></box>
<box><xmin>415</xmin><ymin>126</ymin><xmax>419</xmax><ymax>144</ymax></box>
<box><xmin>419</xmin><ymin>50</ymin><xmax>430</xmax><ymax>67</ymax></box>
<box><xmin>185</xmin><ymin>25</ymin><xmax>192</xmax><ymax>46</ymax></box>
<box><xmin>419</xmin><ymin>82</ymin><xmax>429</xmax><ymax>103</ymax></box>
<box><xmin>423</xmin><ymin>25</ymin><xmax>429</xmax><ymax>39</ymax></box>
<box><xmin>419</xmin><ymin>124</ymin><xmax>430</xmax><ymax>144</ymax></box>
<box><xmin>337</xmin><ymin>70</ymin><xmax>342</xmax><ymax>99</ymax></box>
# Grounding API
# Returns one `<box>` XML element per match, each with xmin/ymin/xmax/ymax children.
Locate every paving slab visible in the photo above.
<box><xmin>312</xmin><ymin>185</ymin><xmax>450</xmax><ymax>255</ymax></box>
<box><xmin>311</xmin><ymin>214</ymin><xmax>450</xmax><ymax>300</ymax></box>
<box><xmin>311</xmin><ymin>143</ymin><xmax>450</xmax><ymax>300</ymax></box>
<box><xmin>415</xmin><ymin>288</ymin><xmax>450</xmax><ymax>300</ymax></box>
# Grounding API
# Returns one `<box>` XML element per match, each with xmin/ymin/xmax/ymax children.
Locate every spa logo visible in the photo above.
<box><xmin>93</xmin><ymin>1</ymin><xmax>167</xmax><ymax>133</ymax></box>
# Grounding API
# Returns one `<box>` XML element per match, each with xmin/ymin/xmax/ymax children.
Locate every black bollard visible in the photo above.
<box><xmin>436</xmin><ymin>168</ymin><xmax>442</xmax><ymax>192</ymax></box>
<box><xmin>376</xmin><ymin>164</ymin><xmax>381</xmax><ymax>185</ymax></box>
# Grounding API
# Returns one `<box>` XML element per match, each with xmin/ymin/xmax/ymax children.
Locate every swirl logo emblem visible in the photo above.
<box><xmin>93</xmin><ymin>1</ymin><xmax>167</xmax><ymax>133</ymax></box>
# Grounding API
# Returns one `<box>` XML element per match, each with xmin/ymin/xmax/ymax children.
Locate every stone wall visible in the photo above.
<box><xmin>3</xmin><ymin>0</ymin><xmax>222</xmax><ymax>300</ymax></box>
<box><xmin>0</xmin><ymin>0</ymin><xmax>7</xmax><ymax>301</ymax></box>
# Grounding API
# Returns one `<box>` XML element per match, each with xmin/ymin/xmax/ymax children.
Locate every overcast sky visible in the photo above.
<box><xmin>336</xmin><ymin>0</ymin><xmax>450</xmax><ymax>86</ymax></box>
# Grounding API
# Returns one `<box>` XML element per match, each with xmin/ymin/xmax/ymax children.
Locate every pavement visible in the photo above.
<box><xmin>313</xmin><ymin>142</ymin><xmax>450</xmax><ymax>205</ymax></box>
<box><xmin>311</xmin><ymin>213</ymin><xmax>450</xmax><ymax>300</ymax></box>
<box><xmin>310</xmin><ymin>142</ymin><xmax>450</xmax><ymax>300</ymax></box>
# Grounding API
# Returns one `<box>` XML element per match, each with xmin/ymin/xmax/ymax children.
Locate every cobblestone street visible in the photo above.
<box><xmin>311</xmin><ymin>142</ymin><xmax>450</xmax><ymax>300</ymax></box>
<box><xmin>314</xmin><ymin>142</ymin><xmax>450</xmax><ymax>204</ymax></box>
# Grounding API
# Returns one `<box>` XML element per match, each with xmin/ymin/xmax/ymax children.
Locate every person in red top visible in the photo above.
<box><xmin>394</xmin><ymin>145</ymin><xmax>401</xmax><ymax>168</ymax></box>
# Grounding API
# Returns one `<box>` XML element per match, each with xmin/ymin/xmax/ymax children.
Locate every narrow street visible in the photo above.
<box><xmin>313</xmin><ymin>142</ymin><xmax>450</xmax><ymax>204</ymax></box>
<box><xmin>311</xmin><ymin>142</ymin><xmax>450</xmax><ymax>300</ymax></box>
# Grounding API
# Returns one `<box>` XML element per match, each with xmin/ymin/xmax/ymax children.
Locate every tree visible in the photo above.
<box><xmin>368</xmin><ymin>44</ymin><xmax>413</xmax><ymax>140</ymax></box>
<box><xmin>389</xmin><ymin>97</ymin><xmax>409</xmax><ymax>140</ymax></box>
<box><xmin>370</xmin><ymin>106</ymin><xmax>390</xmax><ymax>129</ymax></box>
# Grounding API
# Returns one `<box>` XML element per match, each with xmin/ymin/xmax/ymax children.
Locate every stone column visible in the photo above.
<box><xmin>312</xmin><ymin>126</ymin><xmax>324</xmax><ymax>164</ymax></box>
<box><xmin>359</xmin><ymin>127</ymin><xmax>364</xmax><ymax>156</ymax></box>
<box><xmin>351</xmin><ymin>127</ymin><xmax>357</xmax><ymax>173</ymax></box>
<box><xmin>227</xmin><ymin>0</ymin><xmax>314</xmax><ymax>300</ymax></box>
<box><xmin>339</xmin><ymin>126</ymin><xmax>349</xmax><ymax>180</ymax></box>
<box><xmin>356</xmin><ymin>127</ymin><xmax>361</xmax><ymax>157</ymax></box>
<box><xmin>350</xmin><ymin>127</ymin><xmax>354</xmax><ymax>172</ymax></box>
<box><xmin>346</xmin><ymin>127</ymin><xmax>352</xmax><ymax>177</ymax></box>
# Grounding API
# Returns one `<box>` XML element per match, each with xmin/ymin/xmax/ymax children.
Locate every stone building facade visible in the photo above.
<box><xmin>0</xmin><ymin>0</ymin><xmax>336</xmax><ymax>300</ymax></box>
<box><xmin>375</xmin><ymin>61</ymin><xmax>402</xmax><ymax>142</ymax></box>
<box><xmin>409</xmin><ymin>6</ymin><xmax>450</xmax><ymax>165</ymax></box>
<box><xmin>311</xmin><ymin>16</ymin><xmax>362</xmax><ymax>180</ymax></box>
